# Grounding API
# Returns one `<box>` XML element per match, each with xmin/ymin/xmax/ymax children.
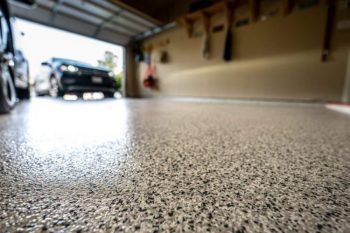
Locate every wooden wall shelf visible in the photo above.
<box><xmin>177</xmin><ymin>1</ymin><xmax>232</xmax><ymax>38</ymax></box>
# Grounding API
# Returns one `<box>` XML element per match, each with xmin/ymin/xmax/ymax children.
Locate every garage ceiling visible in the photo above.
<box><xmin>8</xmin><ymin>0</ymin><xmax>162</xmax><ymax>46</ymax></box>
<box><xmin>119</xmin><ymin>0</ymin><xmax>240</xmax><ymax>24</ymax></box>
<box><xmin>117</xmin><ymin>0</ymin><xmax>192</xmax><ymax>23</ymax></box>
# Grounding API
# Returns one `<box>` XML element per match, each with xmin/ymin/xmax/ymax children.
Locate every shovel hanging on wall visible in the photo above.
<box><xmin>223</xmin><ymin>1</ymin><xmax>235</xmax><ymax>62</ymax></box>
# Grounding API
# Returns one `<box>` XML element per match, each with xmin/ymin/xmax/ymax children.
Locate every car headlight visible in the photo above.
<box><xmin>60</xmin><ymin>65</ymin><xmax>68</xmax><ymax>72</ymax></box>
<box><xmin>108</xmin><ymin>72</ymin><xmax>114</xmax><ymax>78</ymax></box>
<box><xmin>67</xmin><ymin>65</ymin><xmax>79</xmax><ymax>72</ymax></box>
<box><xmin>60</xmin><ymin>65</ymin><xmax>79</xmax><ymax>73</ymax></box>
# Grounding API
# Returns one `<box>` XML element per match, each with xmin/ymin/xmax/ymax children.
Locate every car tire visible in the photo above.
<box><xmin>49</xmin><ymin>77</ymin><xmax>64</xmax><ymax>98</ymax></box>
<box><xmin>17</xmin><ymin>67</ymin><xmax>31</xmax><ymax>100</ymax></box>
<box><xmin>103</xmin><ymin>92</ymin><xmax>115</xmax><ymax>98</ymax></box>
<box><xmin>0</xmin><ymin>64</ymin><xmax>17</xmax><ymax>113</ymax></box>
<box><xmin>35</xmin><ymin>92</ymin><xmax>45</xmax><ymax>97</ymax></box>
<box><xmin>17</xmin><ymin>87</ymin><xmax>31</xmax><ymax>100</ymax></box>
<box><xmin>35</xmin><ymin>91</ymin><xmax>50</xmax><ymax>97</ymax></box>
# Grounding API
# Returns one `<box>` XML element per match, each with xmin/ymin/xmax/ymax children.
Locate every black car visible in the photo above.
<box><xmin>35</xmin><ymin>58</ymin><xmax>117</xmax><ymax>98</ymax></box>
<box><xmin>0</xmin><ymin>0</ymin><xmax>32</xmax><ymax>113</ymax></box>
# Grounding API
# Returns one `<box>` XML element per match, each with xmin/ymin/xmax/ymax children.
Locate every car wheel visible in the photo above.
<box><xmin>36</xmin><ymin>91</ymin><xmax>48</xmax><ymax>97</ymax></box>
<box><xmin>0</xmin><ymin>64</ymin><xmax>16</xmax><ymax>113</ymax></box>
<box><xmin>103</xmin><ymin>92</ymin><xmax>115</xmax><ymax>98</ymax></box>
<box><xmin>49</xmin><ymin>77</ymin><xmax>64</xmax><ymax>97</ymax></box>
<box><xmin>17</xmin><ymin>67</ymin><xmax>31</xmax><ymax>100</ymax></box>
<box><xmin>17</xmin><ymin>87</ymin><xmax>31</xmax><ymax>100</ymax></box>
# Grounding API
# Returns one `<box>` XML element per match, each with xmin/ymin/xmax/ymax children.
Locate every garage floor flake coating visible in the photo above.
<box><xmin>0</xmin><ymin>98</ymin><xmax>350</xmax><ymax>233</ymax></box>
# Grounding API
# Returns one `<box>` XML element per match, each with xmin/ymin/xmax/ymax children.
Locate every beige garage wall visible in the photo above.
<box><xmin>129</xmin><ymin>4</ymin><xmax>350</xmax><ymax>102</ymax></box>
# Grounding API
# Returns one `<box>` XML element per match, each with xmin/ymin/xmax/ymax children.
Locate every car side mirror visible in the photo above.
<box><xmin>41</xmin><ymin>62</ymin><xmax>51</xmax><ymax>67</ymax></box>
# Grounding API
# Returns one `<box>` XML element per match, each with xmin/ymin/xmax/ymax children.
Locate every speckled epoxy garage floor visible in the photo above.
<box><xmin>0</xmin><ymin>98</ymin><xmax>349</xmax><ymax>233</ymax></box>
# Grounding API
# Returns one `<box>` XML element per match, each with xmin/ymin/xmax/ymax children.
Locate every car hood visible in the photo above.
<box><xmin>61</xmin><ymin>61</ymin><xmax>111</xmax><ymax>73</ymax></box>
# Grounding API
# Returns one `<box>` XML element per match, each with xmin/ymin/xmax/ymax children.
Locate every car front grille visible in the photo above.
<box><xmin>79</xmin><ymin>68</ymin><xmax>109</xmax><ymax>77</ymax></box>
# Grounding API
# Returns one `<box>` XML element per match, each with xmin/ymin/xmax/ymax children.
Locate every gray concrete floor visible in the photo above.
<box><xmin>0</xmin><ymin>98</ymin><xmax>349</xmax><ymax>232</ymax></box>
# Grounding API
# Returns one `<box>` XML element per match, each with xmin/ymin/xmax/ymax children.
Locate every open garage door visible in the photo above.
<box><xmin>8</xmin><ymin>0</ymin><xmax>161</xmax><ymax>45</ymax></box>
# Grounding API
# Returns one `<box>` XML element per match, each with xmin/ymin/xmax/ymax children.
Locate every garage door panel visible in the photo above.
<box><xmin>57</xmin><ymin>5</ymin><xmax>103</xmax><ymax>25</ymax></box>
<box><xmin>9</xmin><ymin>0</ymin><xmax>158</xmax><ymax>45</ymax></box>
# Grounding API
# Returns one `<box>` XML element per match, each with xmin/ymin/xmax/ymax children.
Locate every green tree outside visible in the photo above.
<box><xmin>97</xmin><ymin>51</ymin><xmax>122</xmax><ymax>91</ymax></box>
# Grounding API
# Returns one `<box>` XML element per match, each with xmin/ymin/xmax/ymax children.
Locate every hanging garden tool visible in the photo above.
<box><xmin>143</xmin><ymin>64</ymin><xmax>157</xmax><ymax>89</ymax></box>
<box><xmin>223</xmin><ymin>0</ymin><xmax>235</xmax><ymax>61</ymax></box>
<box><xmin>201</xmin><ymin>12</ymin><xmax>211</xmax><ymax>60</ymax></box>
<box><xmin>143</xmin><ymin>45</ymin><xmax>157</xmax><ymax>89</ymax></box>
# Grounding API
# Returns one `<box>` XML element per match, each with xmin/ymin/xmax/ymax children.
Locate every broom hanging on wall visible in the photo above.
<box><xmin>223</xmin><ymin>0</ymin><xmax>235</xmax><ymax>61</ymax></box>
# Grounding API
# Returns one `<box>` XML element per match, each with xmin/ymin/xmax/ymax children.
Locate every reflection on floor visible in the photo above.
<box><xmin>0</xmin><ymin>98</ymin><xmax>349</xmax><ymax>232</ymax></box>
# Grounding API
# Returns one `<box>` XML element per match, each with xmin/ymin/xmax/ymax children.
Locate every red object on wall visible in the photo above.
<box><xmin>143</xmin><ymin>64</ymin><xmax>157</xmax><ymax>88</ymax></box>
